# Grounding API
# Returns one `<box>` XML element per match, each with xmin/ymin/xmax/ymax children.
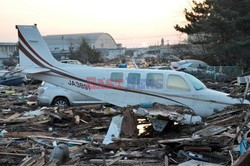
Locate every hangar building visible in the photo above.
<box><xmin>43</xmin><ymin>33</ymin><xmax>125</xmax><ymax>59</ymax></box>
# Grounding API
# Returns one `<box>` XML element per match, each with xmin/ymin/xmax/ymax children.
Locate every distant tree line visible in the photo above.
<box><xmin>68</xmin><ymin>39</ymin><xmax>102</xmax><ymax>64</ymax></box>
<box><xmin>175</xmin><ymin>0</ymin><xmax>250</xmax><ymax>70</ymax></box>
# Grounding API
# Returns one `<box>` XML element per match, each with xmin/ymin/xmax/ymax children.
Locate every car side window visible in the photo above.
<box><xmin>190</xmin><ymin>63</ymin><xmax>199</xmax><ymax>68</ymax></box>
<box><xmin>200</xmin><ymin>62</ymin><xmax>208</xmax><ymax>68</ymax></box>
<box><xmin>167</xmin><ymin>74</ymin><xmax>191</xmax><ymax>91</ymax></box>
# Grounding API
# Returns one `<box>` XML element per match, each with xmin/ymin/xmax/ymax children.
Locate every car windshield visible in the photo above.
<box><xmin>186</xmin><ymin>73</ymin><xmax>206</xmax><ymax>90</ymax></box>
<box><xmin>61</xmin><ymin>60</ymin><xmax>82</xmax><ymax>65</ymax></box>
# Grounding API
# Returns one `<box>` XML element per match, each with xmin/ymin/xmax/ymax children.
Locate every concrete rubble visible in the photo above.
<box><xmin>0</xmin><ymin>79</ymin><xmax>249</xmax><ymax>166</ymax></box>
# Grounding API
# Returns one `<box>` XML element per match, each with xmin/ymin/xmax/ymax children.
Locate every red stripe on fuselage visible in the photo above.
<box><xmin>18</xmin><ymin>30</ymin><xmax>53</xmax><ymax>68</ymax></box>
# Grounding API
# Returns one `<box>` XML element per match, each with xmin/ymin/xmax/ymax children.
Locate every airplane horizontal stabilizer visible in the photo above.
<box><xmin>22</xmin><ymin>68</ymin><xmax>50</xmax><ymax>74</ymax></box>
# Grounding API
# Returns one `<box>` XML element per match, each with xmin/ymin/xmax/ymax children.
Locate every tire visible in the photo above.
<box><xmin>52</xmin><ymin>97</ymin><xmax>70</xmax><ymax>107</ymax></box>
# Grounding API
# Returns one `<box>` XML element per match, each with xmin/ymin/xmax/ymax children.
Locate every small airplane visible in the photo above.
<box><xmin>16</xmin><ymin>25</ymin><xmax>249</xmax><ymax>117</ymax></box>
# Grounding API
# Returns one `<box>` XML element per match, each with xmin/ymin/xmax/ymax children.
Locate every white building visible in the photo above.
<box><xmin>43</xmin><ymin>33</ymin><xmax>125</xmax><ymax>58</ymax></box>
<box><xmin>0</xmin><ymin>42</ymin><xmax>17</xmax><ymax>67</ymax></box>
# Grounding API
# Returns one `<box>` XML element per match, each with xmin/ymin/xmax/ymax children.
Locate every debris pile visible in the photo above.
<box><xmin>0</xmin><ymin>84</ymin><xmax>249</xmax><ymax>165</ymax></box>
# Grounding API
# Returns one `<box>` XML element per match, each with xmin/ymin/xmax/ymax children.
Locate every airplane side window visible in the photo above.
<box><xmin>110</xmin><ymin>72</ymin><xmax>123</xmax><ymax>82</ymax></box>
<box><xmin>167</xmin><ymin>74</ymin><xmax>191</xmax><ymax>91</ymax></box>
<box><xmin>127</xmin><ymin>73</ymin><xmax>140</xmax><ymax>85</ymax></box>
<box><xmin>146</xmin><ymin>73</ymin><xmax>163</xmax><ymax>88</ymax></box>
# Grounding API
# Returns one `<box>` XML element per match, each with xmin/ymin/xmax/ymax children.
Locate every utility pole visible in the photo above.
<box><xmin>62</xmin><ymin>36</ymin><xmax>64</xmax><ymax>51</ymax></box>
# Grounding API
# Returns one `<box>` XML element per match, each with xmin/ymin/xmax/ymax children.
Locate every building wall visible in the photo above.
<box><xmin>98</xmin><ymin>48</ymin><xmax>126</xmax><ymax>57</ymax></box>
<box><xmin>94</xmin><ymin>34</ymin><xmax>118</xmax><ymax>49</ymax></box>
<box><xmin>43</xmin><ymin>33</ymin><xmax>120</xmax><ymax>58</ymax></box>
<box><xmin>0</xmin><ymin>43</ymin><xmax>17</xmax><ymax>67</ymax></box>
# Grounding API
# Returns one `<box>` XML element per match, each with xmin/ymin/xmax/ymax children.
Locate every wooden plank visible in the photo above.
<box><xmin>158</xmin><ymin>136</ymin><xmax>201</xmax><ymax>144</ymax></box>
<box><xmin>193</xmin><ymin>125</ymin><xmax>227</xmax><ymax>137</ymax></box>
<box><xmin>19</xmin><ymin>157</ymin><xmax>37</xmax><ymax>166</ymax></box>
<box><xmin>76</xmin><ymin>104</ymin><xmax>102</xmax><ymax>110</ymax></box>
<box><xmin>5</xmin><ymin>132</ymin><xmax>52</xmax><ymax>138</ymax></box>
<box><xmin>222</xmin><ymin>132</ymin><xmax>236</xmax><ymax>139</ymax></box>
<box><xmin>233</xmin><ymin>150</ymin><xmax>250</xmax><ymax>166</ymax></box>
<box><xmin>107</xmin><ymin>156</ymin><xmax>123</xmax><ymax>166</ymax></box>
<box><xmin>0</xmin><ymin>116</ymin><xmax>35</xmax><ymax>124</ymax></box>
<box><xmin>207</xmin><ymin>115</ymin><xmax>241</xmax><ymax>126</ymax></box>
<box><xmin>0</xmin><ymin>152</ymin><xmax>31</xmax><ymax>157</ymax></box>
<box><xmin>7</xmin><ymin>113</ymin><xmax>21</xmax><ymax>120</ymax></box>
<box><xmin>206</xmin><ymin>109</ymin><xmax>242</xmax><ymax>120</ymax></box>
<box><xmin>230</xmin><ymin>112</ymin><xmax>249</xmax><ymax>146</ymax></box>
<box><xmin>179</xmin><ymin>160</ymin><xmax>221</xmax><ymax>166</ymax></box>
<box><xmin>112</xmin><ymin>138</ymin><xmax>160</xmax><ymax>142</ymax></box>
<box><xmin>183</xmin><ymin>146</ymin><xmax>212</xmax><ymax>152</ymax></box>
<box><xmin>33</xmin><ymin>152</ymin><xmax>45</xmax><ymax>166</ymax></box>
<box><xmin>28</xmin><ymin>135</ymin><xmax>89</xmax><ymax>145</ymax></box>
<box><xmin>164</xmin><ymin>155</ymin><xmax>168</xmax><ymax>166</ymax></box>
<box><xmin>90</xmin><ymin>159</ymin><xmax>161</xmax><ymax>165</ymax></box>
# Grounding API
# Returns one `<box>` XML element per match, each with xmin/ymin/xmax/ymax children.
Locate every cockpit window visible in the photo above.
<box><xmin>167</xmin><ymin>74</ymin><xmax>191</xmax><ymax>91</ymax></box>
<box><xmin>186</xmin><ymin>73</ymin><xmax>206</xmax><ymax>90</ymax></box>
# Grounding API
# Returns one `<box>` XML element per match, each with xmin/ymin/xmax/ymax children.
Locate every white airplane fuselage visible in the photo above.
<box><xmin>16</xmin><ymin>25</ymin><xmax>249</xmax><ymax>117</ymax></box>
<box><xmin>27</xmin><ymin>65</ymin><xmax>243</xmax><ymax>117</ymax></box>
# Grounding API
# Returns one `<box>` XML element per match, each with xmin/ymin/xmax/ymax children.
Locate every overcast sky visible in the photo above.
<box><xmin>0</xmin><ymin>0</ymin><xmax>193</xmax><ymax>47</ymax></box>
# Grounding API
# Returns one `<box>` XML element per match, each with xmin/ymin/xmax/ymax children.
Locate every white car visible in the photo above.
<box><xmin>170</xmin><ymin>59</ymin><xmax>209</xmax><ymax>72</ymax></box>
<box><xmin>170</xmin><ymin>59</ymin><xmax>227</xmax><ymax>79</ymax></box>
<box><xmin>60</xmin><ymin>59</ymin><xmax>83</xmax><ymax>65</ymax></box>
<box><xmin>37</xmin><ymin>82</ymin><xmax>104</xmax><ymax>107</ymax></box>
<box><xmin>148</xmin><ymin>66</ymin><xmax>171</xmax><ymax>70</ymax></box>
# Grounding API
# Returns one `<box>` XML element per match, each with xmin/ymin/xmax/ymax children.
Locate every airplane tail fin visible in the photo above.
<box><xmin>17</xmin><ymin>25</ymin><xmax>61</xmax><ymax>72</ymax></box>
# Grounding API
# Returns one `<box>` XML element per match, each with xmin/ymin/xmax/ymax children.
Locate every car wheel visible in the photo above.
<box><xmin>52</xmin><ymin>97</ymin><xmax>70</xmax><ymax>107</ymax></box>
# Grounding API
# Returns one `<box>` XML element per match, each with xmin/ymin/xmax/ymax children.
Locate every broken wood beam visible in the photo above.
<box><xmin>28</xmin><ymin>135</ymin><xmax>89</xmax><ymax>145</ymax></box>
<box><xmin>89</xmin><ymin>159</ymin><xmax>161</xmax><ymax>165</ymax></box>
<box><xmin>164</xmin><ymin>155</ymin><xmax>168</xmax><ymax>166</ymax></box>
<box><xmin>107</xmin><ymin>156</ymin><xmax>123</xmax><ymax>166</ymax></box>
<box><xmin>193</xmin><ymin>125</ymin><xmax>227</xmax><ymax>137</ymax></box>
<box><xmin>158</xmin><ymin>136</ymin><xmax>201</xmax><ymax>144</ymax></box>
<box><xmin>233</xmin><ymin>150</ymin><xmax>250</xmax><ymax>166</ymax></box>
<box><xmin>183</xmin><ymin>146</ymin><xmax>212</xmax><ymax>152</ymax></box>
<box><xmin>5</xmin><ymin>131</ymin><xmax>52</xmax><ymax>138</ymax></box>
<box><xmin>207</xmin><ymin>114</ymin><xmax>243</xmax><ymax>126</ymax></box>
<box><xmin>0</xmin><ymin>152</ymin><xmax>31</xmax><ymax>157</ymax></box>
<box><xmin>0</xmin><ymin>116</ymin><xmax>35</xmax><ymax>124</ymax></box>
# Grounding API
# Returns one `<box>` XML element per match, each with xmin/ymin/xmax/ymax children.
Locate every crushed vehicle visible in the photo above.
<box><xmin>0</xmin><ymin>69</ymin><xmax>27</xmax><ymax>86</ymax></box>
<box><xmin>170</xmin><ymin>59</ymin><xmax>226</xmax><ymax>79</ymax></box>
<box><xmin>148</xmin><ymin>65</ymin><xmax>171</xmax><ymax>70</ymax></box>
<box><xmin>37</xmin><ymin>81</ymin><xmax>105</xmax><ymax>107</ymax></box>
<box><xmin>60</xmin><ymin>59</ymin><xmax>83</xmax><ymax>65</ymax></box>
<box><xmin>170</xmin><ymin>59</ymin><xmax>209</xmax><ymax>71</ymax></box>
